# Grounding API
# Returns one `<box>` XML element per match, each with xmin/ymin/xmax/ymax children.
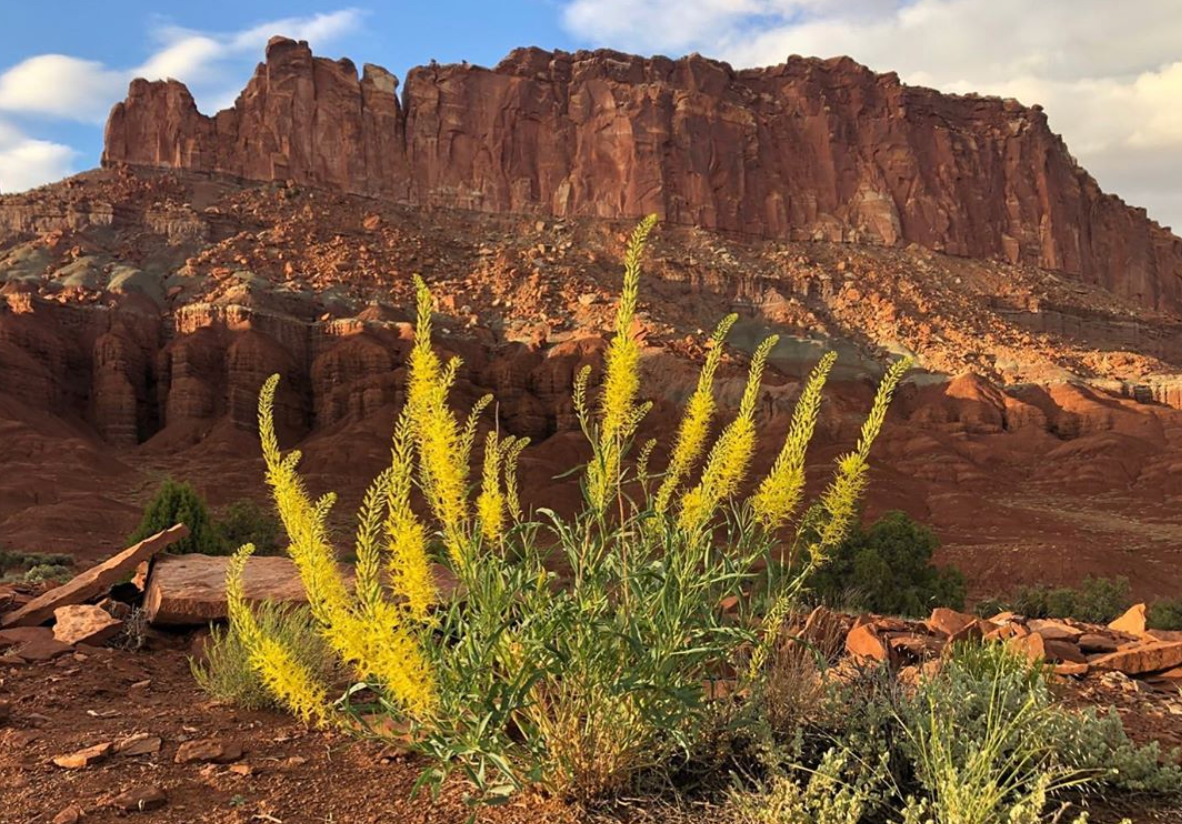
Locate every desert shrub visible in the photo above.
<box><xmin>192</xmin><ymin>601</ymin><xmax>334</xmax><ymax>711</ymax></box>
<box><xmin>1149</xmin><ymin>596</ymin><xmax>1182</xmax><ymax>631</ymax></box>
<box><xmin>987</xmin><ymin>576</ymin><xmax>1131</xmax><ymax>623</ymax></box>
<box><xmin>807</xmin><ymin>510</ymin><xmax>966</xmax><ymax>617</ymax></box>
<box><xmin>129</xmin><ymin>478</ymin><xmax>223</xmax><ymax>555</ymax></box>
<box><xmin>0</xmin><ymin>550</ymin><xmax>74</xmax><ymax>582</ymax></box>
<box><xmin>716</xmin><ymin>747</ymin><xmax>890</xmax><ymax>824</ymax></box>
<box><xmin>700</xmin><ymin>639</ymin><xmax>1175</xmax><ymax>823</ymax></box>
<box><xmin>1050</xmin><ymin>706</ymin><xmax>1182</xmax><ymax>795</ymax></box>
<box><xmin>895</xmin><ymin>641</ymin><xmax>1181</xmax><ymax>821</ymax></box>
<box><xmin>897</xmin><ymin>643</ymin><xmax>1083</xmax><ymax>813</ymax></box>
<box><xmin>22</xmin><ymin>563</ymin><xmax>73</xmax><ymax>583</ymax></box>
<box><xmin>223</xmin><ymin>216</ymin><xmax>912</xmax><ymax>805</ymax></box>
<box><xmin>218</xmin><ymin>499</ymin><xmax>283</xmax><ymax>556</ymax></box>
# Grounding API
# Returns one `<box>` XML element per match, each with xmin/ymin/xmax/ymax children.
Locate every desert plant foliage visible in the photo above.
<box><xmin>223</xmin><ymin>216</ymin><xmax>911</xmax><ymax>805</ymax></box>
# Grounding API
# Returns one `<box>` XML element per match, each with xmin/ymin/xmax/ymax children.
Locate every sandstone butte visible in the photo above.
<box><xmin>101</xmin><ymin>37</ymin><xmax>1182</xmax><ymax>315</ymax></box>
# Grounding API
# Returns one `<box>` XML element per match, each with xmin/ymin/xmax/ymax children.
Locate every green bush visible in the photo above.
<box><xmin>191</xmin><ymin>601</ymin><xmax>335</xmax><ymax>711</ymax></box>
<box><xmin>806</xmin><ymin>510</ymin><xmax>965</xmax><ymax>617</ymax></box>
<box><xmin>985</xmin><ymin>576</ymin><xmax>1131</xmax><ymax>623</ymax></box>
<box><xmin>1149</xmin><ymin>597</ymin><xmax>1182</xmax><ymax>631</ymax></box>
<box><xmin>128</xmin><ymin>478</ymin><xmax>223</xmax><ymax>555</ymax></box>
<box><xmin>217</xmin><ymin>499</ymin><xmax>283</xmax><ymax>556</ymax></box>
<box><xmin>0</xmin><ymin>550</ymin><xmax>74</xmax><ymax>582</ymax></box>
<box><xmin>22</xmin><ymin>563</ymin><xmax>74</xmax><ymax>584</ymax></box>
<box><xmin>897</xmin><ymin>642</ymin><xmax>1182</xmax><ymax>812</ymax></box>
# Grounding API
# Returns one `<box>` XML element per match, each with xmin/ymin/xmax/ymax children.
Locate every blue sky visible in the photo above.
<box><xmin>0</xmin><ymin>2</ymin><xmax>574</xmax><ymax>190</ymax></box>
<box><xmin>1</xmin><ymin>1</ymin><xmax>1180</xmax><ymax>231</ymax></box>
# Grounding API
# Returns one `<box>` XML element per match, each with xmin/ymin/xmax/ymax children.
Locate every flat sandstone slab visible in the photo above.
<box><xmin>1</xmin><ymin>526</ymin><xmax>189</xmax><ymax>628</ymax></box>
<box><xmin>1090</xmin><ymin>641</ymin><xmax>1182</xmax><ymax>675</ymax></box>
<box><xmin>144</xmin><ymin>553</ymin><xmax>458</xmax><ymax>626</ymax></box>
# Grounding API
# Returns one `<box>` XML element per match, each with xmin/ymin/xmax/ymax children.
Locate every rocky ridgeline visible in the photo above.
<box><xmin>102</xmin><ymin>37</ymin><xmax>1182</xmax><ymax>314</ymax></box>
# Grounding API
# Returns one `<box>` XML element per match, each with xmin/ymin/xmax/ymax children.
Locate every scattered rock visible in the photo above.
<box><xmin>925</xmin><ymin>607</ymin><xmax>981</xmax><ymax>640</ymax></box>
<box><xmin>1054</xmin><ymin>661</ymin><xmax>1089</xmax><ymax>677</ymax></box>
<box><xmin>846</xmin><ymin>623</ymin><xmax>889</xmax><ymax>662</ymax></box>
<box><xmin>0</xmin><ymin>626</ymin><xmax>73</xmax><ymax>662</ymax></box>
<box><xmin>1009</xmin><ymin>631</ymin><xmax>1046</xmax><ymax>663</ymax></box>
<box><xmin>1090</xmin><ymin>641</ymin><xmax>1182</xmax><ymax>676</ymax></box>
<box><xmin>1027</xmin><ymin>619</ymin><xmax>1083</xmax><ymax>643</ymax></box>
<box><xmin>1108</xmin><ymin>603</ymin><xmax>1148</xmax><ymax>636</ymax></box>
<box><xmin>52</xmin><ymin>805</ymin><xmax>85</xmax><ymax>824</ymax></box>
<box><xmin>1</xmin><ymin>526</ymin><xmax>189</xmax><ymax>628</ymax></box>
<box><xmin>114</xmin><ymin>733</ymin><xmax>162</xmax><ymax>756</ymax></box>
<box><xmin>1043</xmin><ymin>638</ymin><xmax>1087</xmax><ymax>664</ymax></box>
<box><xmin>1078</xmin><ymin>632</ymin><xmax>1120</xmax><ymax>654</ymax></box>
<box><xmin>174</xmin><ymin>738</ymin><xmax>243</xmax><ymax>764</ymax></box>
<box><xmin>145</xmin><ymin>553</ymin><xmax>457</xmax><ymax>625</ymax></box>
<box><xmin>144</xmin><ymin>554</ymin><xmax>345</xmax><ymax>625</ymax></box>
<box><xmin>52</xmin><ymin>741</ymin><xmax>112</xmax><ymax>769</ymax></box>
<box><xmin>53</xmin><ymin>604</ymin><xmax>123</xmax><ymax>646</ymax></box>
<box><xmin>110</xmin><ymin>786</ymin><xmax>167</xmax><ymax>813</ymax></box>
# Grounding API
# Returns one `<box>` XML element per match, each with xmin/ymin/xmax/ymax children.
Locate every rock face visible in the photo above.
<box><xmin>103</xmin><ymin>38</ymin><xmax>1182</xmax><ymax>312</ymax></box>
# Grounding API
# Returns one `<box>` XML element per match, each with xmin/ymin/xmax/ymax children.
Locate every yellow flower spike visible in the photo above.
<box><xmin>808</xmin><ymin>357</ymin><xmax>911</xmax><ymax>563</ymax></box>
<box><xmin>227</xmin><ymin>545</ymin><xmax>332</xmax><ymax>727</ymax></box>
<box><xmin>750</xmin><ymin>357</ymin><xmax>910</xmax><ymax>679</ymax></box>
<box><xmin>572</xmin><ymin>364</ymin><xmax>592</xmax><ymax>430</ymax></box>
<box><xmin>354</xmin><ymin>468</ymin><xmax>394</xmax><ymax>613</ymax></box>
<box><xmin>461</xmin><ymin>394</ymin><xmax>494</xmax><ymax>468</ymax></box>
<box><xmin>501</xmin><ymin>435</ymin><xmax>530</xmax><ymax>522</ymax></box>
<box><xmin>654</xmin><ymin>313</ymin><xmax>737</xmax><ymax>514</ymax></box>
<box><xmin>407</xmin><ymin>276</ymin><xmax>476</xmax><ymax>568</ymax></box>
<box><xmin>257</xmin><ymin>376</ymin><xmax>354</xmax><ymax>631</ymax></box>
<box><xmin>477</xmin><ymin>430</ymin><xmax>506</xmax><ymax>544</ymax></box>
<box><xmin>635</xmin><ymin>438</ymin><xmax>657</xmax><ymax>488</ymax></box>
<box><xmin>386</xmin><ymin>411</ymin><xmax>437</xmax><ymax>622</ymax></box>
<box><xmin>355</xmin><ymin>598</ymin><xmax>438</xmax><ymax>718</ymax></box>
<box><xmin>677</xmin><ymin>335</ymin><xmax>778</xmax><ymax>535</ymax></box>
<box><xmin>587</xmin><ymin>214</ymin><xmax>658</xmax><ymax>512</ymax></box>
<box><xmin>256</xmin><ymin>375</ymin><xmax>438</xmax><ymax>720</ymax></box>
<box><xmin>749</xmin><ymin>351</ymin><xmax>837</xmax><ymax>531</ymax></box>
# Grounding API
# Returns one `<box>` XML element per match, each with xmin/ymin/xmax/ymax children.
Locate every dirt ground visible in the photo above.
<box><xmin>3</xmin><ymin>634</ymin><xmax>1182</xmax><ymax>824</ymax></box>
<box><xmin>0</xmin><ymin>640</ymin><xmax>580</xmax><ymax>824</ymax></box>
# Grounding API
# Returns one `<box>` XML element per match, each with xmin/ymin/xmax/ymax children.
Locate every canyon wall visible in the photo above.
<box><xmin>102</xmin><ymin>38</ymin><xmax>1182</xmax><ymax>313</ymax></box>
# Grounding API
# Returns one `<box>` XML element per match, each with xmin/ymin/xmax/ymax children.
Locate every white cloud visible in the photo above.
<box><xmin>0</xmin><ymin>118</ymin><xmax>77</xmax><ymax>193</ymax></box>
<box><xmin>0</xmin><ymin>8</ymin><xmax>365</xmax><ymax>125</ymax></box>
<box><xmin>0</xmin><ymin>8</ymin><xmax>364</xmax><ymax>191</ymax></box>
<box><xmin>561</xmin><ymin>0</ymin><xmax>1182</xmax><ymax>231</ymax></box>
<box><xmin>0</xmin><ymin>56</ymin><xmax>126</xmax><ymax>122</ymax></box>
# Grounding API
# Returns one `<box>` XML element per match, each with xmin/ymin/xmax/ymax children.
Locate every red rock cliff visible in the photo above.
<box><xmin>103</xmin><ymin>37</ymin><xmax>1182</xmax><ymax>313</ymax></box>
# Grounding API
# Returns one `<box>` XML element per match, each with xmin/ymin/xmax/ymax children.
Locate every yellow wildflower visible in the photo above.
<box><xmin>654</xmin><ymin>313</ymin><xmax>737</xmax><ymax>514</ymax></box>
<box><xmin>477</xmin><ymin>430</ymin><xmax>505</xmax><ymax>544</ymax></box>
<box><xmin>749</xmin><ymin>352</ymin><xmax>837</xmax><ymax>530</ymax></box>
<box><xmin>385</xmin><ymin>410</ymin><xmax>436</xmax><ymax>622</ymax></box>
<box><xmin>586</xmin><ymin>214</ymin><xmax>658</xmax><ymax>512</ymax></box>
<box><xmin>677</xmin><ymin>335</ymin><xmax>778</xmax><ymax>534</ymax></box>
<box><xmin>227</xmin><ymin>545</ymin><xmax>331</xmax><ymax>726</ymax></box>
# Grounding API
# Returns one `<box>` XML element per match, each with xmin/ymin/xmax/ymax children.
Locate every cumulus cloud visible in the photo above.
<box><xmin>0</xmin><ymin>8</ymin><xmax>365</xmax><ymax>125</ymax></box>
<box><xmin>0</xmin><ymin>8</ymin><xmax>364</xmax><ymax>192</ymax></box>
<box><xmin>0</xmin><ymin>118</ymin><xmax>78</xmax><ymax>193</ymax></box>
<box><xmin>561</xmin><ymin>0</ymin><xmax>1182</xmax><ymax>231</ymax></box>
